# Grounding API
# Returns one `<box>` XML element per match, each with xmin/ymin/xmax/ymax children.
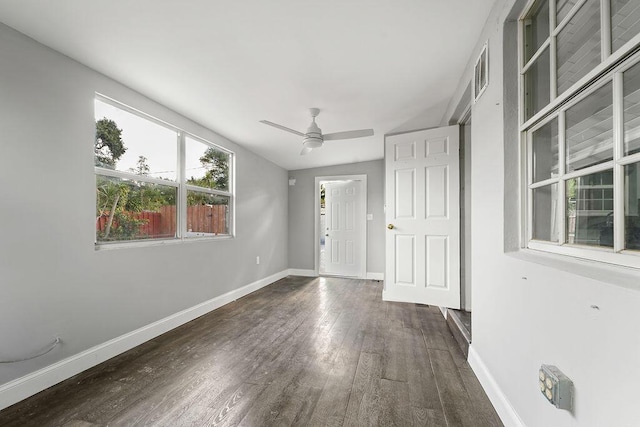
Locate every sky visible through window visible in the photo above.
<box><xmin>94</xmin><ymin>99</ymin><xmax>209</xmax><ymax>180</ymax></box>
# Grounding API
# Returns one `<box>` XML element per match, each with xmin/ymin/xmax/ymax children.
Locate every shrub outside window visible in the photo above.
<box><xmin>94</xmin><ymin>96</ymin><xmax>233</xmax><ymax>244</ymax></box>
<box><xmin>520</xmin><ymin>0</ymin><xmax>640</xmax><ymax>267</ymax></box>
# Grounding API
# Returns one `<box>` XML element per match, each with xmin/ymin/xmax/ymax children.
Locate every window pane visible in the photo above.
<box><xmin>524</xmin><ymin>0</ymin><xmax>550</xmax><ymax>63</ymax></box>
<box><xmin>611</xmin><ymin>0</ymin><xmax>640</xmax><ymax>53</ymax></box>
<box><xmin>556</xmin><ymin>0</ymin><xmax>601</xmax><ymax>95</ymax></box>
<box><xmin>566</xmin><ymin>170</ymin><xmax>614</xmax><ymax>247</ymax></box>
<box><xmin>533</xmin><ymin>184</ymin><xmax>559</xmax><ymax>242</ymax></box>
<box><xmin>185</xmin><ymin>136</ymin><xmax>230</xmax><ymax>192</ymax></box>
<box><xmin>186</xmin><ymin>191</ymin><xmax>230</xmax><ymax>236</ymax></box>
<box><xmin>532</xmin><ymin>119</ymin><xmax>559</xmax><ymax>182</ymax></box>
<box><xmin>95</xmin><ymin>100</ymin><xmax>178</xmax><ymax>180</ymax></box>
<box><xmin>96</xmin><ymin>175</ymin><xmax>177</xmax><ymax>242</ymax></box>
<box><xmin>525</xmin><ymin>47</ymin><xmax>551</xmax><ymax>120</ymax></box>
<box><xmin>625</xmin><ymin>162</ymin><xmax>640</xmax><ymax>250</ymax></box>
<box><xmin>556</xmin><ymin>0</ymin><xmax>579</xmax><ymax>25</ymax></box>
<box><xmin>623</xmin><ymin>61</ymin><xmax>640</xmax><ymax>156</ymax></box>
<box><xmin>565</xmin><ymin>82</ymin><xmax>613</xmax><ymax>172</ymax></box>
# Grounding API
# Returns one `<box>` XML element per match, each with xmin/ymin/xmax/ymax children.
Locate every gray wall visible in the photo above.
<box><xmin>441</xmin><ymin>1</ymin><xmax>640</xmax><ymax>426</ymax></box>
<box><xmin>0</xmin><ymin>23</ymin><xmax>288</xmax><ymax>386</ymax></box>
<box><xmin>288</xmin><ymin>160</ymin><xmax>384</xmax><ymax>274</ymax></box>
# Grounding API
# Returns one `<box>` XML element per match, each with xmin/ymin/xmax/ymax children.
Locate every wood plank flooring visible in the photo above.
<box><xmin>0</xmin><ymin>276</ymin><xmax>503</xmax><ymax>426</ymax></box>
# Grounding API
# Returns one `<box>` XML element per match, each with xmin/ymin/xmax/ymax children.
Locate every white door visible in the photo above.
<box><xmin>384</xmin><ymin>126</ymin><xmax>460</xmax><ymax>308</ymax></box>
<box><xmin>324</xmin><ymin>180</ymin><xmax>364</xmax><ymax>277</ymax></box>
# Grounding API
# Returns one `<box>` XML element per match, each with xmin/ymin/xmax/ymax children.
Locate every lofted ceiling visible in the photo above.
<box><xmin>0</xmin><ymin>0</ymin><xmax>495</xmax><ymax>170</ymax></box>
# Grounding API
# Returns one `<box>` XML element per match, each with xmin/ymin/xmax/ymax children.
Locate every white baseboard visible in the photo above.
<box><xmin>0</xmin><ymin>269</ymin><xmax>289</xmax><ymax>411</ymax></box>
<box><xmin>365</xmin><ymin>272</ymin><xmax>384</xmax><ymax>280</ymax></box>
<box><xmin>468</xmin><ymin>345</ymin><xmax>525</xmax><ymax>427</ymax></box>
<box><xmin>287</xmin><ymin>268</ymin><xmax>317</xmax><ymax>277</ymax></box>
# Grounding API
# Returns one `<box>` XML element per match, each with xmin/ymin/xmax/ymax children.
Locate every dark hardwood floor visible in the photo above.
<box><xmin>0</xmin><ymin>276</ymin><xmax>502</xmax><ymax>426</ymax></box>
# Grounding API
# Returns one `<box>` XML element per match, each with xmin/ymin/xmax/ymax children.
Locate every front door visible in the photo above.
<box><xmin>324</xmin><ymin>180</ymin><xmax>364</xmax><ymax>277</ymax></box>
<box><xmin>384</xmin><ymin>126</ymin><xmax>460</xmax><ymax>308</ymax></box>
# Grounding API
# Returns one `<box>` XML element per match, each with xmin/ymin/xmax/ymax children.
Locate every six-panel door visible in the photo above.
<box><xmin>384</xmin><ymin>126</ymin><xmax>461</xmax><ymax>308</ymax></box>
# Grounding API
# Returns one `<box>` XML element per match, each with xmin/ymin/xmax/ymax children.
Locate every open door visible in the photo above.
<box><xmin>324</xmin><ymin>180</ymin><xmax>365</xmax><ymax>277</ymax></box>
<box><xmin>384</xmin><ymin>125</ymin><xmax>460</xmax><ymax>308</ymax></box>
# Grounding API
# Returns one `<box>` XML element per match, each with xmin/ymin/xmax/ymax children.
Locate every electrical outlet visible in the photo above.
<box><xmin>539</xmin><ymin>365</ymin><xmax>573</xmax><ymax>410</ymax></box>
<box><xmin>256</xmin><ymin>256</ymin><xmax>260</xmax><ymax>265</ymax></box>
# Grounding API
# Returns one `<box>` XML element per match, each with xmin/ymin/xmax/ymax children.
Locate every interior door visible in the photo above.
<box><xmin>384</xmin><ymin>126</ymin><xmax>460</xmax><ymax>308</ymax></box>
<box><xmin>324</xmin><ymin>180</ymin><xmax>363</xmax><ymax>277</ymax></box>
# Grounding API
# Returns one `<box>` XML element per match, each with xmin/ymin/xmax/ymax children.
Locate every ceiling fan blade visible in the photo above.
<box><xmin>259</xmin><ymin>120</ymin><xmax>305</xmax><ymax>137</ymax></box>
<box><xmin>323</xmin><ymin>129</ymin><xmax>374</xmax><ymax>141</ymax></box>
<box><xmin>300</xmin><ymin>146</ymin><xmax>313</xmax><ymax>156</ymax></box>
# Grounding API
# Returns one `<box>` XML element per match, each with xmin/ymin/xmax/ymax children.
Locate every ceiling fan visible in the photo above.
<box><xmin>260</xmin><ymin>108</ymin><xmax>374</xmax><ymax>155</ymax></box>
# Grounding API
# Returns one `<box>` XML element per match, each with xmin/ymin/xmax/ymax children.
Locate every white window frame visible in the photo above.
<box><xmin>473</xmin><ymin>42</ymin><xmax>489</xmax><ymax>102</ymax></box>
<box><xmin>519</xmin><ymin>0</ymin><xmax>640</xmax><ymax>268</ymax></box>
<box><xmin>94</xmin><ymin>94</ymin><xmax>234</xmax><ymax>248</ymax></box>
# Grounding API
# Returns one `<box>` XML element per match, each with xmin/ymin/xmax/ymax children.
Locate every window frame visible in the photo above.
<box><xmin>473</xmin><ymin>42</ymin><xmax>489</xmax><ymax>102</ymax></box>
<box><xmin>519</xmin><ymin>0</ymin><xmax>640</xmax><ymax>268</ymax></box>
<box><xmin>94</xmin><ymin>94</ymin><xmax>234</xmax><ymax>247</ymax></box>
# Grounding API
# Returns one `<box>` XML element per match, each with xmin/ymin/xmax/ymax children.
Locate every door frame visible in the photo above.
<box><xmin>314</xmin><ymin>174</ymin><xmax>367</xmax><ymax>279</ymax></box>
<box><xmin>458</xmin><ymin>106</ymin><xmax>472</xmax><ymax>311</ymax></box>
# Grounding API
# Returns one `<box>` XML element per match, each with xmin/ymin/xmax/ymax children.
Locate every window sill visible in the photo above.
<box><xmin>95</xmin><ymin>235</ymin><xmax>233</xmax><ymax>251</ymax></box>
<box><xmin>507</xmin><ymin>248</ymin><xmax>640</xmax><ymax>292</ymax></box>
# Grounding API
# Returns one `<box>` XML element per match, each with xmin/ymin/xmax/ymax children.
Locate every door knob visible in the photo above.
<box><xmin>325</xmin><ymin>234</ymin><xmax>329</xmax><ymax>237</ymax></box>
<box><xmin>387</xmin><ymin>224</ymin><xmax>395</xmax><ymax>230</ymax></box>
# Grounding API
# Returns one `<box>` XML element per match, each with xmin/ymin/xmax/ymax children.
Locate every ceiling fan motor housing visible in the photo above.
<box><xmin>303</xmin><ymin>120</ymin><xmax>323</xmax><ymax>148</ymax></box>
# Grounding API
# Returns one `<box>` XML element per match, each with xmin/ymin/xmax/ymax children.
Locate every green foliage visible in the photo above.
<box><xmin>96</xmin><ymin>175</ymin><xmax>136</xmax><ymax>241</ymax></box>
<box><xmin>130</xmin><ymin>155</ymin><xmax>150</xmax><ymax>176</ymax></box>
<box><xmin>95</xmin><ymin>119</ymin><xmax>230</xmax><ymax>241</ymax></box>
<box><xmin>125</xmin><ymin>184</ymin><xmax>176</xmax><ymax>212</ymax></box>
<box><xmin>95</xmin><ymin>118</ymin><xmax>126</xmax><ymax>168</ymax></box>
<box><xmin>187</xmin><ymin>147</ymin><xmax>229</xmax><ymax>190</ymax></box>
<box><xmin>96</xmin><ymin>212</ymin><xmax>148</xmax><ymax>241</ymax></box>
<box><xmin>187</xmin><ymin>192</ymin><xmax>228</xmax><ymax>206</ymax></box>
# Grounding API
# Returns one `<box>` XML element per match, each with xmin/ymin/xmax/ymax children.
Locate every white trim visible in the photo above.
<box><xmin>365</xmin><ymin>272</ymin><xmax>384</xmax><ymax>280</ymax></box>
<box><xmin>287</xmin><ymin>268</ymin><xmax>318</xmax><ymax>277</ymax></box>
<box><xmin>94</xmin><ymin>234</ymin><xmax>233</xmax><ymax>251</ymax></box>
<box><xmin>613</xmin><ymin>72</ymin><xmax>625</xmax><ymax>252</ymax></box>
<box><xmin>438</xmin><ymin>306</ymin><xmax>447</xmax><ymax>317</ymax></box>
<box><xmin>94</xmin><ymin>167</ymin><xmax>180</xmax><ymax>187</ymax></box>
<box><xmin>601</xmin><ymin>0</ymin><xmax>611</xmax><ymax>60</ymax></box>
<box><xmin>0</xmin><ymin>269</ymin><xmax>289</xmax><ymax>411</ymax></box>
<box><xmin>178</xmin><ymin>131</ymin><xmax>186</xmax><ymax>239</ymax></box>
<box><xmin>184</xmin><ymin>184</ymin><xmax>232</xmax><ymax>197</ymax></box>
<box><xmin>520</xmin><ymin>35</ymin><xmax>640</xmax><ymax>131</ymax></box>
<box><xmin>473</xmin><ymin>42</ymin><xmax>489</xmax><ymax>102</ymax></box>
<box><xmin>521</xmin><ymin>39</ymin><xmax>550</xmax><ymax>73</ymax></box>
<box><xmin>528</xmin><ymin>240</ymin><xmax>640</xmax><ymax>269</ymax></box>
<box><xmin>468</xmin><ymin>346</ymin><xmax>526</xmax><ymax>427</ymax></box>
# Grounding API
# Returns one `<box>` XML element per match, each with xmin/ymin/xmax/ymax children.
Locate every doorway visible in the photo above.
<box><xmin>460</xmin><ymin>111</ymin><xmax>472</xmax><ymax>313</ymax></box>
<box><xmin>315</xmin><ymin>175</ymin><xmax>367</xmax><ymax>278</ymax></box>
<box><xmin>448</xmin><ymin>109</ymin><xmax>473</xmax><ymax>348</ymax></box>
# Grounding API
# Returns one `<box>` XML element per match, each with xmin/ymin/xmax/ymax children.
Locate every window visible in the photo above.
<box><xmin>474</xmin><ymin>43</ymin><xmax>489</xmax><ymax>101</ymax></box>
<box><xmin>520</xmin><ymin>0</ymin><xmax>640</xmax><ymax>267</ymax></box>
<box><xmin>94</xmin><ymin>96</ymin><xmax>233</xmax><ymax>245</ymax></box>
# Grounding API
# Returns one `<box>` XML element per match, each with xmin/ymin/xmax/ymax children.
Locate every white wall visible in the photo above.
<box><xmin>442</xmin><ymin>1</ymin><xmax>640</xmax><ymax>426</ymax></box>
<box><xmin>287</xmin><ymin>160</ymin><xmax>385</xmax><ymax>276</ymax></box>
<box><xmin>0</xmin><ymin>23</ymin><xmax>288</xmax><ymax>396</ymax></box>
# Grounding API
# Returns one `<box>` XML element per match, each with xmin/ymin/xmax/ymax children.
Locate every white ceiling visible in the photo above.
<box><xmin>0</xmin><ymin>0</ymin><xmax>494</xmax><ymax>170</ymax></box>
